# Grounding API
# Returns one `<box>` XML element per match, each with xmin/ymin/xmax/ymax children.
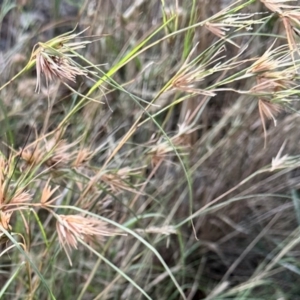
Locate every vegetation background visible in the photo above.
<box><xmin>0</xmin><ymin>0</ymin><xmax>300</xmax><ymax>299</ymax></box>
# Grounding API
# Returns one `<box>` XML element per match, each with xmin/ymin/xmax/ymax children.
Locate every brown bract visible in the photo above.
<box><xmin>258</xmin><ymin>99</ymin><xmax>283</xmax><ymax>147</ymax></box>
<box><xmin>261</xmin><ymin>1</ymin><xmax>300</xmax><ymax>53</ymax></box>
<box><xmin>40</xmin><ymin>180</ymin><xmax>59</xmax><ymax>205</ymax></box>
<box><xmin>260</xmin><ymin>0</ymin><xmax>299</xmax><ymax>13</ymax></box>
<box><xmin>0</xmin><ymin>211</ymin><xmax>12</xmax><ymax>231</ymax></box>
<box><xmin>72</xmin><ymin>148</ymin><xmax>94</xmax><ymax>168</ymax></box>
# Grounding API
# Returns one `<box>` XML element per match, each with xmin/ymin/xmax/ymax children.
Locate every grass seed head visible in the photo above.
<box><xmin>33</xmin><ymin>28</ymin><xmax>91</xmax><ymax>93</ymax></box>
<box><xmin>40</xmin><ymin>180</ymin><xmax>59</xmax><ymax>205</ymax></box>
<box><xmin>260</xmin><ymin>0</ymin><xmax>299</xmax><ymax>13</ymax></box>
<box><xmin>35</xmin><ymin>50</ymin><xmax>88</xmax><ymax>93</ymax></box>
<box><xmin>72</xmin><ymin>148</ymin><xmax>94</xmax><ymax>168</ymax></box>
<box><xmin>56</xmin><ymin>214</ymin><xmax>119</xmax><ymax>265</ymax></box>
<box><xmin>10</xmin><ymin>189</ymin><xmax>32</xmax><ymax>205</ymax></box>
<box><xmin>0</xmin><ymin>211</ymin><xmax>12</xmax><ymax>231</ymax></box>
<box><xmin>258</xmin><ymin>98</ymin><xmax>283</xmax><ymax>147</ymax></box>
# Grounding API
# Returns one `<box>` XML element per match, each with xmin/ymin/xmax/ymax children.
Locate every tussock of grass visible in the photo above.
<box><xmin>0</xmin><ymin>0</ymin><xmax>300</xmax><ymax>299</ymax></box>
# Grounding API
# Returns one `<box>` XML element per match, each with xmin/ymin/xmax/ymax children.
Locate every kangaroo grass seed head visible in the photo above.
<box><xmin>35</xmin><ymin>51</ymin><xmax>88</xmax><ymax>93</ymax></box>
<box><xmin>20</xmin><ymin>132</ymin><xmax>80</xmax><ymax>171</ymax></box>
<box><xmin>10</xmin><ymin>189</ymin><xmax>32</xmax><ymax>205</ymax></box>
<box><xmin>33</xmin><ymin>28</ymin><xmax>92</xmax><ymax>93</ymax></box>
<box><xmin>56</xmin><ymin>214</ymin><xmax>122</xmax><ymax>265</ymax></box>
<box><xmin>20</xmin><ymin>145</ymin><xmax>44</xmax><ymax>168</ymax></box>
<box><xmin>72</xmin><ymin>148</ymin><xmax>94</xmax><ymax>168</ymax></box>
<box><xmin>261</xmin><ymin>1</ymin><xmax>300</xmax><ymax>53</ymax></box>
<box><xmin>260</xmin><ymin>0</ymin><xmax>299</xmax><ymax>13</ymax></box>
<box><xmin>0</xmin><ymin>211</ymin><xmax>12</xmax><ymax>231</ymax></box>
<box><xmin>258</xmin><ymin>98</ymin><xmax>283</xmax><ymax>147</ymax></box>
<box><xmin>44</xmin><ymin>139</ymin><xmax>75</xmax><ymax>169</ymax></box>
<box><xmin>40</xmin><ymin>180</ymin><xmax>60</xmax><ymax>206</ymax></box>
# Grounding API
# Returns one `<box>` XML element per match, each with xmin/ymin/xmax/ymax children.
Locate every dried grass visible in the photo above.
<box><xmin>0</xmin><ymin>0</ymin><xmax>300</xmax><ymax>299</ymax></box>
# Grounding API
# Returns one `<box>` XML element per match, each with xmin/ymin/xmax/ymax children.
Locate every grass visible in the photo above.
<box><xmin>1</xmin><ymin>0</ymin><xmax>300</xmax><ymax>299</ymax></box>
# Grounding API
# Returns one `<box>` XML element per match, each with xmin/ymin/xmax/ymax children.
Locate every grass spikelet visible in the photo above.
<box><xmin>32</xmin><ymin>28</ymin><xmax>93</xmax><ymax>93</ymax></box>
<box><xmin>258</xmin><ymin>98</ymin><xmax>282</xmax><ymax>147</ymax></box>
<box><xmin>56</xmin><ymin>214</ymin><xmax>120</xmax><ymax>266</ymax></box>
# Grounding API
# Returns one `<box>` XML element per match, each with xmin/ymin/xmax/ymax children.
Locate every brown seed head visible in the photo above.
<box><xmin>56</xmin><ymin>214</ymin><xmax>119</xmax><ymax>265</ymax></box>
<box><xmin>35</xmin><ymin>50</ymin><xmax>88</xmax><ymax>93</ymax></box>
